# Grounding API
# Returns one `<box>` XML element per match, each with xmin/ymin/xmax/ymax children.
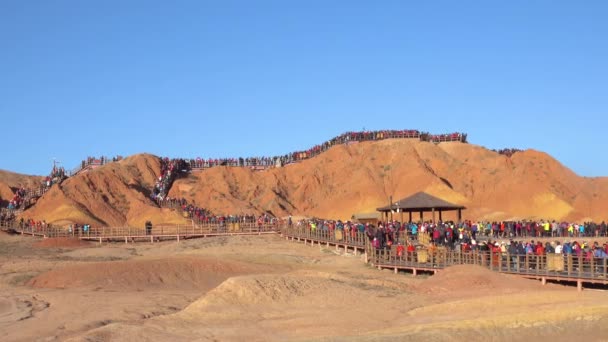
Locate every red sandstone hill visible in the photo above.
<box><xmin>18</xmin><ymin>154</ymin><xmax>191</xmax><ymax>227</ymax></box>
<box><xmin>5</xmin><ymin>139</ymin><xmax>608</xmax><ymax>226</ymax></box>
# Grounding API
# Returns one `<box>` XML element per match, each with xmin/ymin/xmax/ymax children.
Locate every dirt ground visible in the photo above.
<box><xmin>2</xmin><ymin>232</ymin><xmax>608</xmax><ymax>342</ymax></box>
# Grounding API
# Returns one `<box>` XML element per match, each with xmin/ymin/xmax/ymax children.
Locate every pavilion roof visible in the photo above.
<box><xmin>376</xmin><ymin>192</ymin><xmax>465</xmax><ymax>212</ymax></box>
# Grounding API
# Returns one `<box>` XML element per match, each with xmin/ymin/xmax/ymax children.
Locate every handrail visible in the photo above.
<box><xmin>280</xmin><ymin>225</ymin><xmax>608</xmax><ymax>282</ymax></box>
<box><xmin>280</xmin><ymin>225</ymin><xmax>368</xmax><ymax>248</ymax></box>
<box><xmin>4</xmin><ymin>183</ymin><xmax>50</xmax><ymax>212</ymax></box>
<box><xmin>0</xmin><ymin>221</ymin><xmax>279</xmax><ymax>239</ymax></box>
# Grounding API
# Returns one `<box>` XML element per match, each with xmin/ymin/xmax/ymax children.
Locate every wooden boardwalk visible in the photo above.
<box><xmin>280</xmin><ymin>226</ymin><xmax>608</xmax><ymax>291</ymax></box>
<box><xmin>1</xmin><ymin>222</ymin><xmax>278</xmax><ymax>243</ymax></box>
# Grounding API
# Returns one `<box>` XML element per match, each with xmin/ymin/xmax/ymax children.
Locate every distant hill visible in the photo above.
<box><xmin>4</xmin><ymin>139</ymin><xmax>608</xmax><ymax>226</ymax></box>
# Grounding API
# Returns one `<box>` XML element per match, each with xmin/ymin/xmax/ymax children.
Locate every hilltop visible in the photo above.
<box><xmin>4</xmin><ymin>139</ymin><xmax>608</xmax><ymax>226</ymax></box>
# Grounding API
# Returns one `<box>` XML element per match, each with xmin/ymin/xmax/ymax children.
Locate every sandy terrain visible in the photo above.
<box><xmin>2</xmin><ymin>232</ymin><xmax>608</xmax><ymax>342</ymax></box>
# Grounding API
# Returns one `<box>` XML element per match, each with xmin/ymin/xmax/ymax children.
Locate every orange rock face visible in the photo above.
<box><xmin>4</xmin><ymin>139</ymin><xmax>608</xmax><ymax>226</ymax></box>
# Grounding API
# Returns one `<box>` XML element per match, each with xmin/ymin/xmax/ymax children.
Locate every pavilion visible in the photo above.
<box><xmin>376</xmin><ymin>191</ymin><xmax>466</xmax><ymax>223</ymax></box>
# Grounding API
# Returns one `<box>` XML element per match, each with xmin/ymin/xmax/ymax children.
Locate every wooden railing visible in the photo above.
<box><xmin>1</xmin><ymin>221</ymin><xmax>278</xmax><ymax>242</ymax></box>
<box><xmin>5</xmin><ymin>221</ymin><xmax>608</xmax><ymax>285</ymax></box>
<box><xmin>3</xmin><ymin>184</ymin><xmax>50</xmax><ymax>214</ymax></box>
<box><xmin>1</xmin><ymin>207</ymin><xmax>23</xmax><ymax>216</ymax></box>
<box><xmin>280</xmin><ymin>225</ymin><xmax>608</xmax><ymax>283</ymax></box>
<box><xmin>369</xmin><ymin>247</ymin><xmax>608</xmax><ymax>281</ymax></box>
<box><xmin>156</xmin><ymin>201</ymin><xmax>275</xmax><ymax>228</ymax></box>
<box><xmin>280</xmin><ymin>225</ymin><xmax>368</xmax><ymax>248</ymax></box>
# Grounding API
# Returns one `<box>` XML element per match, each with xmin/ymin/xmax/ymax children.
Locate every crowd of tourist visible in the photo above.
<box><xmin>493</xmin><ymin>148</ymin><xmax>523</xmax><ymax>157</ymax></box>
<box><xmin>3</xmin><ymin>186</ymin><xmax>47</xmax><ymax>211</ymax></box>
<box><xmin>293</xmin><ymin>217</ymin><xmax>608</xmax><ymax>252</ymax></box>
<box><xmin>4</xmin><ymin>156</ymin><xmax>120</xmax><ymax>214</ymax></box>
<box><xmin>46</xmin><ymin>165</ymin><xmax>67</xmax><ymax>187</ymax></box>
<box><xmin>151</xmin><ymin>158</ymin><xmax>190</xmax><ymax>201</ymax></box>
<box><xmin>4</xmin><ymin>163</ymin><xmax>71</xmax><ymax>212</ymax></box>
<box><xmin>421</xmin><ymin>132</ymin><xmax>468</xmax><ymax>143</ymax></box>
<box><xmin>392</xmin><ymin>219</ymin><xmax>608</xmax><ymax>241</ymax></box>
<box><xmin>190</xmin><ymin>212</ymin><xmax>277</xmax><ymax>227</ymax></box>
<box><xmin>6</xmin><ymin>188</ymin><xmax>27</xmax><ymax>210</ymax></box>
<box><xmin>155</xmin><ymin>194</ymin><xmax>276</xmax><ymax>228</ymax></box>
<box><xmin>471</xmin><ymin>220</ymin><xmax>608</xmax><ymax>238</ymax></box>
<box><xmin>0</xmin><ymin>210</ymin><xmax>15</xmax><ymax>226</ymax></box>
<box><xmin>81</xmin><ymin>156</ymin><xmax>122</xmax><ymax>168</ymax></box>
<box><xmin>14</xmin><ymin>217</ymin><xmax>52</xmax><ymax>231</ymax></box>
<box><xmin>70</xmin><ymin>155</ymin><xmax>123</xmax><ymax>176</ymax></box>
<box><xmin>182</xmin><ymin>129</ymin><xmax>467</xmax><ymax>171</ymax></box>
<box><xmin>67</xmin><ymin>223</ymin><xmax>92</xmax><ymax>235</ymax></box>
<box><xmin>14</xmin><ymin>218</ymin><xmax>94</xmax><ymax>236</ymax></box>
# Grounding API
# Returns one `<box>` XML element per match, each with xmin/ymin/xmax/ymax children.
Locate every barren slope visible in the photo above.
<box><xmin>170</xmin><ymin>139</ymin><xmax>608</xmax><ymax>222</ymax></box>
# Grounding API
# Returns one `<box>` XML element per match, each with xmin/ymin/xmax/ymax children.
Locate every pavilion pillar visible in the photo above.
<box><xmin>439</xmin><ymin>210</ymin><xmax>443</xmax><ymax>222</ymax></box>
<box><xmin>458</xmin><ymin>209</ymin><xmax>462</xmax><ymax>223</ymax></box>
<box><xmin>419</xmin><ymin>211</ymin><xmax>423</xmax><ymax>222</ymax></box>
<box><xmin>389</xmin><ymin>196</ymin><xmax>393</xmax><ymax>221</ymax></box>
<box><xmin>432</xmin><ymin>208</ymin><xmax>436</xmax><ymax>224</ymax></box>
<box><xmin>408</xmin><ymin>211</ymin><xmax>412</xmax><ymax>223</ymax></box>
<box><xmin>400</xmin><ymin>211</ymin><xmax>404</xmax><ymax>223</ymax></box>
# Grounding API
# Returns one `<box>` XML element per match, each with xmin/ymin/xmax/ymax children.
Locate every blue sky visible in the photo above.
<box><xmin>1</xmin><ymin>1</ymin><xmax>606</xmax><ymax>176</ymax></box>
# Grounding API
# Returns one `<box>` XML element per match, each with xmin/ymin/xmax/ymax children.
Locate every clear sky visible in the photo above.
<box><xmin>1</xmin><ymin>1</ymin><xmax>606</xmax><ymax>177</ymax></box>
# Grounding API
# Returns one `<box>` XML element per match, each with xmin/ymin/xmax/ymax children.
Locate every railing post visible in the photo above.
<box><xmin>498</xmin><ymin>252</ymin><xmax>503</xmax><ymax>271</ymax></box>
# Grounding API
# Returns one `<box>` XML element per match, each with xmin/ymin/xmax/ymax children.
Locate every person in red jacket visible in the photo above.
<box><xmin>396</xmin><ymin>243</ymin><xmax>405</xmax><ymax>258</ymax></box>
<box><xmin>407</xmin><ymin>243</ymin><xmax>416</xmax><ymax>254</ymax></box>
<box><xmin>535</xmin><ymin>242</ymin><xmax>545</xmax><ymax>255</ymax></box>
